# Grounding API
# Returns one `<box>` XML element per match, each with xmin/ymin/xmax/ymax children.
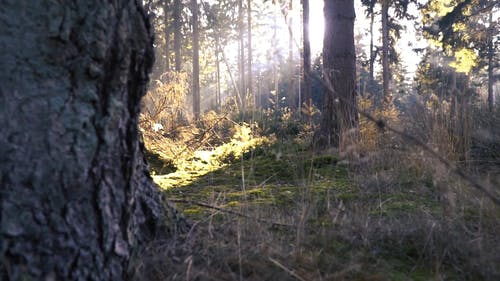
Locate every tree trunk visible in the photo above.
<box><xmin>288</xmin><ymin>0</ymin><xmax>296</xmax><ymax>110</ymax></box>
<box><xmin>215</xmin><ymin>38</ymin><xmax>222</xmax><ymax>111</ymax></box>
<box><xmin>457</xmin><ymin>74</ymin><xmax>472</xmax><ymax>162</ymax></box>
<box><xmin>369</xmin><ymin>5</ymin><xmax>376</xmax><ymax>97</ymax></box>
<box><xmin>302</xmin><ymin>0</ymin><xmax>312</xmax><ymax>120</ymax></box>
<box><xmin>449</xmin><ymin>70</ymin><xmax>458</xmax><ymax>135</ymax></box>
<box><xmin>164</xmin><ymin>1</ymin><xmax>171</xmax><ymax>72</ymax></box>
<box><xmin>319</xmin><ymin>0</ymin><xmax>358</xmax><ymax>148</ymax></box>
<box><xmin>273</xmin><ymin>3</ymin><xmax>280</xmax><ymax>109</ymax></box>
<box><xmin>247</xmin><ymin>0</ymin><xmax>253</xmax><ymax>111</ymax></box>
<box><xmin>192</xmin><ymin>0</ymin><xmax>200</xmax><ymax>120</ymax></box>
<box><xmin>0</xmin><ymin>2</ymin><xmax>183</xmax><ymax>280</ymax></box>
<box><xmin>487</xmin><ymin>11</ymin><xmax>494</xmax><ymax>112</ymax></box>
<box><xmin>238</xmin><ymin>0</ymin><xmax>246</xmax><ymax>115</ymax></box>
<box><xmin>174</xmin><ymin>0</ymin><xmax>183</xmax><ymax>71</ymax></box>
<box><xmin>381</xmin><ymin>0</ymin><xmax>390</xmax><ymax>100</ymax></box>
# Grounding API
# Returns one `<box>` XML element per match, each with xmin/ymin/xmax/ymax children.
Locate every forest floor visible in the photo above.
<box><xmin>135</xmin><ymin>123</ymin><xmax>500</xmax><ymax>281</ymax></box>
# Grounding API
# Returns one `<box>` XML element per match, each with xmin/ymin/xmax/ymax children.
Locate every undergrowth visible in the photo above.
<box><xmin>131</xmin><ymin>101</ymin><xmax>500</xmax><ymax>280</ymax></box>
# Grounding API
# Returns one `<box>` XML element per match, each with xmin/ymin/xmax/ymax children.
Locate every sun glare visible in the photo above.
<box><xmin>309</xmin><ymin>1</ymin><xmax>325</xmax><ymax>55</ymax></box>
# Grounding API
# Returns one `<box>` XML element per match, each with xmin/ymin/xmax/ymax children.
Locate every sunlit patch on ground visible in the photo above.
<box><xmin>152</xmin><ymin>123</ymin><xmax>272</xmax><ymax>190</ymax></box>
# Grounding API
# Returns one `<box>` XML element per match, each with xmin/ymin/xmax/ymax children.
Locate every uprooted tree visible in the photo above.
<box><xmin>0</xmin><ymin>1</ymin><xmax>183</xmax><ymax>280</ymax></box>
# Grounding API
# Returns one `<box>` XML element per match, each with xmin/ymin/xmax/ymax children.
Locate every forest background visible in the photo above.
<box><xmin>135</xmin><ymin>0</ymin><xmax>500</xmax><ymax>280</ymax></box>
<box><xmin>0</xmin><ymin>0</ymin><xmax>498</xmax><ymax>280</ymax></box>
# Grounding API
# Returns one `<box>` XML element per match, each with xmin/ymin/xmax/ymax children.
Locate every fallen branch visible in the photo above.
<box><xmin>167</xmin><ymin>198</ymin><xmax>296</xmax><ymax>228</ymax></box>
<box><xmin>268</xmin><ymin>257</ymin><xmax>307</xmax><ymax>281</ymax></box>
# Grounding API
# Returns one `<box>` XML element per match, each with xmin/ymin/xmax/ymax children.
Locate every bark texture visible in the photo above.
<box><xmin>0</xmin><ymin>1</ymin><xmax>182</xmax><ymax>280</ymax></box>
<box><xmin>319</xmin><ymin>0</ymin><xmax>358</xmax><ymax>147</ymax></box>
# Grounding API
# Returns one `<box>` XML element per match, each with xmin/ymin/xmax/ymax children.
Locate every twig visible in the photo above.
<box><xmin>255</xmin><ymin>173</ymin><xmax>277</xmax><ymax>188</ymax></box>
<box><xmin>172</xmin><ymin>112</ymin><xmax>231</xmax><ymax>157</ymax></box>
<box><xmin>268</xmin><ymin>257</ymin><xmax>307</xmax><ymax>281</ymax></box>
<box><xmin>167</xmin><ymin>198</ymin><xmax>295</xmax><ymax>228</ymax></box>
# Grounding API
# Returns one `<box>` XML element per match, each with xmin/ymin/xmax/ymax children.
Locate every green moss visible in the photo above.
<box><xmin>181</xmin><ymin>206</ymin><xmax>205</xmax><ymax>220</ymax></box>
<box><xmin>157</xmin><ymin>139</ymin><xmax>355</xmax><ymax>226</ymax></box>
<box><xmin>226</xmin><ymin>201</ymin><xmax>240</xmax><ymax>207</ymax></box>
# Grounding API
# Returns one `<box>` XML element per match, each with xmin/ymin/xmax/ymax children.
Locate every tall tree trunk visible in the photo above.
<box><xmin>369</xmin><ymin>5</ymin><xmax>375</xmax><ymax>97</ymax></box>
<box><xmin>319</xmin><ymin>0</ymin><xmax>358</xmax><ymax>148</ymax></box>
<box><xmin>302</xmin><ymin>0</ymin><xmax>312</xmax><ymax>120</ymax></box>
<box><xmin>288</xmin><ymin>0</ymin><xmax>295</xmax><ymax>109</ymax></box>
<box><xmin>215</xmin><ymin>38</ymin><xmax>222</xmax><ymax>111</ymax></box>
<box><xmin>174</xmin><ymin>0</ymin><xmax>182</xmax><ymax>71</ymax></box>
<box><xmin>165</xmin><ymin>25</ymin><xmax>171</xmax><ymax>72</ymax></box>
<box><xmin>192</xmin><ymin>0</ymin><xmax>200</xmax><ymax>120</ymax></box>
<box><xmin>0</xmin><ymin>1</ymin><xmax>183</xmax><ymax>280</ymax></box>
<box><xmin>456</xmin><ymin>74</ymin><xmax>472</xmax><ymax>163</ymax></box>
<box><xmin>273</xmin><ymin>2</ymin><xmax>280</xmax><ymax>109</ymax></box>
<box><xmin>381</xmin><ymin>0</ymin><xmax>390</xmax><ymax>100</ymax></box>
<box><xmin>247</xmin><ymin>0</ymin><xmax>253</xmax><ymax>110</ymax></box>
<box><xmin>164</xmin><ymin>1</ymin><xmax>171</xmax><ymax>72</ymax></box>
<box><xmin>487</xmin><ymin>11</ymin><xmax>494</xmax><ymax>112</ymax></box>
<box><xmin>238</xmin><ymin>0</ymin><xmax>246</xmax><ymax>115</ymax></box>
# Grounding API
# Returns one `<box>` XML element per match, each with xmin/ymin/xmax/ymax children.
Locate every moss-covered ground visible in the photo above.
<box><xmin>140</xmin><ymin>127</ymin><xmax>499</xmax><ymax>281</ymax></box>
<box><xmin>144</xmin><ymin>135</ymin><xmax>472</xmax><ymax>280</ymax></box>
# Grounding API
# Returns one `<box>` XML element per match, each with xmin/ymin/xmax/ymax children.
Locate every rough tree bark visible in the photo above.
<box><xmin>319</xmin><ymin>0</ymin><xmax>358</xmax><ymax>147</ymax></box>
<box><xmin>0</xmin><ymin>1</ymin><xmax>183</xmax><ymax>280</ymax></box>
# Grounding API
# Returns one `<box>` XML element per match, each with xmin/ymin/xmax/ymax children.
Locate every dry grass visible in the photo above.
<box><xmin>132</xmin><ymin>99</ymin><xmax>500</xmax><ymax>280</ymax></box>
